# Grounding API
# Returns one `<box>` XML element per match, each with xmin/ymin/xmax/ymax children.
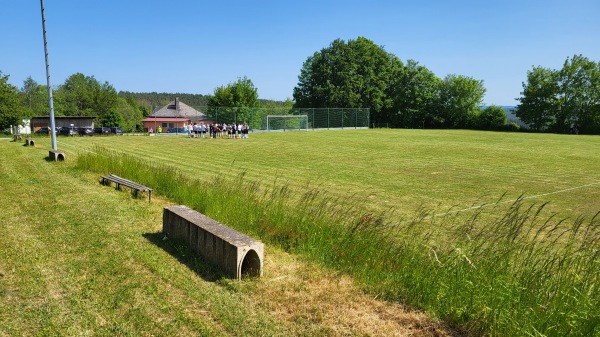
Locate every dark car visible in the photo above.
<box><xmin>94</xmin><ymin>127</ymin><xmax>111</xmax><ymax>135</ymax></box>
<box><xmin>78</xmin><ymin>127</ymin><xmax>94</xmax><ymax>136</ymax></box>
<box><xmin>34</xmin><ymin>127</ymin><xmax>57</xmax><ymax>135</ymax></box>
<box><xmin>58</xmin><ymin>126</ymin><xmax>77</xmax><ymax>136</ymax></box>
<box><xmin>110</xmin><ymin>127</ymin><xmax>123</xmax><ymax>135</ymax></box>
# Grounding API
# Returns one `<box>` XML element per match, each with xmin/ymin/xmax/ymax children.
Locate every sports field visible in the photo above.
<box><xmin>55</xmin><ymin>128</ymin><xmax>600</xmax><ymax>220</ymax></box>
<box><xmin>2</xmin><ymin>129</ymin><xmax>599</xmax><ymax>336</ymax></box>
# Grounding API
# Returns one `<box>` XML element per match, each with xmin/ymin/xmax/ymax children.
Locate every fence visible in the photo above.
<box><xmin>194</xmin><ymin>107</ymin><xmax>370</xmax><ymax>131</ymax></box>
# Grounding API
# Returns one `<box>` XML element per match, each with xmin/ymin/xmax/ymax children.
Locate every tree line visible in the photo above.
<box><xmin>517</xmin><ymin>54</ymin><xmax>600</xmax><ymax>134</ymax></box>
<box><xmin>293</xmin><ymin>37</ymin><xmax>507</xmax><ymax>130</ymax></box>
<box><xmin>292</xmin><ymin>37</ymin><xmax>599</xmax><ymax>133</ymax></box>
<box><xmin>2</xmin><ymin>72</ymin><xmax>147</xmax><ymax>132</ymax></box>
<box><xmin>2</xmin><ymin>36</ymin><xmax>598</xmax><ymax>133</ymax></box>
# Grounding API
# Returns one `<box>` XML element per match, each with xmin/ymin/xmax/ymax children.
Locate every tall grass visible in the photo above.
<box><xmin>77</xmin><ymin>146</ymin><xmax>600</xmax><ymax>336</ymax></box>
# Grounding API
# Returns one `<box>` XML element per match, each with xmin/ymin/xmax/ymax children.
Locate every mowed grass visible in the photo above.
<box><xmin>6</xmin><ymin>130</ymin><xmax>600</xmax><ymax>336</ymax></box>
<box><xmin>54</xmin><ymin>129</ymin><xmax>600</xmax><ymax>219</ymax></box>
<box><xmin>0</xmin><ymin>139</ymin><xmax>450</xmax><ymax>336</ymax></box>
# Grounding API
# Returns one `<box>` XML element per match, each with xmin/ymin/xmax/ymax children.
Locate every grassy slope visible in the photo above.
<box><xmin>0</xmin><ymin>140</ymin><xmax>450</xmax><ymax>336</ymax></box>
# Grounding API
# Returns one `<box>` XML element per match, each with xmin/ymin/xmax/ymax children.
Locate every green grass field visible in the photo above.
<box><xmin>2</xmin><ymin>129</ymin><xmax>599</xmax><ymax>336</ymax></box>
<box><xmin>54</xmin><ymin>129</ymin><xmax>600</xmax><ymax>219</ymax></box>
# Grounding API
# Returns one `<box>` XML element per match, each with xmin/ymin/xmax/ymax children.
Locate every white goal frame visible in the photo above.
<box><xmin>266</xmin><ymin>115</ymin><xmax>309</xmax><ymax>132</ymax></box>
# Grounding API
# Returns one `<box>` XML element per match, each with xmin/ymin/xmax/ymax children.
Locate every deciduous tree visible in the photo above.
<box><xmin>20</xmin><ymin>76</ymin><xmax>47</xmax><ymax>117</ymax></box>
<box><xmin>390</xmin><ymin>60</ymin><xmax>442</xmax><ymax>128</ymax></box>
<box><xmin>555</xmin><ymin>55</ymin><xmax>600</xmax><ymax>133</ymax></box>
<box><xmin>516</xmin><ymin>66</ymin><xmax>559</xmax><ymax>131</ymax></box>
<box><xmin>478</xmin><ymin>105</ymin><xmax>507</xmax><ymax>130</ymax></box>
<box><xmin>293</xmin><ymin>37</ymin><xmax>399</xmax><ymax>125</ymax></box>
<box><xmin>208</xmin><ymin>76</ymin><xmax>259</xmax><ymax>123</ymax></box>
<box><xmin>0</xmin><ymin>71</ymin><xmax>26</xmax><ymax>130</ymax></box>
<box><xmin>517</xmin><ymin>55</ymin><xmax>600</xmax><ymax>133</ymax></box>
<box><xmin>57</xmin><ymin>73</ymin><xmax>119</xmax><ymax>119</ymax></box>
<box><xmin>439</xmin><ymin>74</ymin><xmax>486</xmax><ymax>128</ymax></box>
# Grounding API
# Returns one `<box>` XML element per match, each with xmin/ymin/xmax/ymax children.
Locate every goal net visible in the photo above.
<box><xmin>266</xmin><ymin>115</ymin><xmax>309</xmax><ymax>132</ymax></box>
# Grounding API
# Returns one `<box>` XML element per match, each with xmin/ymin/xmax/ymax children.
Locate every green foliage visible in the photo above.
<box><xmin>517</xmin><ymin>66</ymin><xmax>560</xmax><ymax>131</ymax></box>
<box><xmin>207</xmin><ymin>76</ymin><xmax>260</xmax><ymax>123</ymax></box>
<box><xmin>293</xmin><ymin>37</ymin><xmax>493</xmax><ymax>129</ymax></box>
<box><xmin>98</xmin><ymin>107</ymin><xmax>124</xmax><ymax>127</ymax></box>
<box><xmin>20</xmin><ymin>76</ymin><xmax>47</xmax><ymax>118</ymax></box>
<box><xmin>555</xmin><ymin>55</ymin><xmax>600</xmax><ymax>133</ymax></box>
<box><xmin>208</xmin><ymin>76</ymin><xmax>259</xmax><ymax>108</ymax></box>
<box><xmin>0</xmin><ymin>70</ymin><xmax>26</xmax><ymax>130</ymax></box>
<box><xmin>117</xmin><ymin>97</ymin><xmax>143</xmax><ymax>131</ymax></box>
<box><xmin>478</xmin><ymin>105</ymin><xmax>508</xmax><ymax>130</ymax></box>
<box><xmin>118</xmin><ymin>91</ymin><xmax>209</xmax><ymax>113</ymax></box>
<box><xmin>439</xmin><ymin>74</ymin><xmax>486</xmax><ymax>128</ymax></box>
<box><xmin>391</xmin><ymin>59</ymin><xmax>443</xmax><ymax>128</ymax></box>
<box><xmin>55</xmin><ymin>73</ymin><xmax>119</xmax><ymax>119</ymax></box>
<box><xmin>517</xmin><ymin>55</ymin><xmax>600</xmax><ymax>133</ymax></box>
<box><xmin>293</xmin><ymin>37</ymin><xmax>398</xmax><ymax>125</ymax></box>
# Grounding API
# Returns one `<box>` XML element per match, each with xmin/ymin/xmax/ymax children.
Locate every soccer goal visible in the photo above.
<box><xmin>266</xmin><ymin>115</ymin><xmax>309</xmax><ymax>132</ymax></box>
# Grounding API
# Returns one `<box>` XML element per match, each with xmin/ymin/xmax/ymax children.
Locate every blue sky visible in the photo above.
<box><xmin>1</xmin><ymin>0</ymin><xmax>599</xmax><ymax>106</ymax></box>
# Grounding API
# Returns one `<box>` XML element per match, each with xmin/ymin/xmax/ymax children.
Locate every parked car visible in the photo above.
<box><xmin>168</xmin><ymin>127</ymin><xmax>189</xmax><ymax>134</ymax></box>
<box><xmin>34</xmin><ymin>127</ymin><xmax>58</xmax><ymax>135</ymax></box>
<box><xmin>58</xmin><ymin>126</ymin><xmax>77</xmax><ymax>136</ymax></box>
<box><xmin>110</xmin><ymin>127</ymin><xmax>123</xmax><ymax>135</ymax></box>
<box><xmin>94</xmin><ymin>127</ymin><xmax>111</xmax><ymax>135</ymax></box>
<box><xmin>78</xmin><ymin>127</ymin><xmax>94</xmax><ymax>136</ymax></box>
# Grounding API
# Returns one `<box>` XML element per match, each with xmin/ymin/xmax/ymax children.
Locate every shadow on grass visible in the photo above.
<box><xmin>142</xmin><ymin>232</ymin><xmax>225</xmax><ymax>282</ymax></box>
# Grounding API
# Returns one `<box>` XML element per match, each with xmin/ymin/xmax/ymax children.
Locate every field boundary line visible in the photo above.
<box><xmin>432</xmin><ymin>181</ymin><xmax>600</xmax><ymax>218</ymax></box>
<box><xmin>56</xmin><ymin>141</ymin><xmax>97</xmax><ymax>154</ymax></box>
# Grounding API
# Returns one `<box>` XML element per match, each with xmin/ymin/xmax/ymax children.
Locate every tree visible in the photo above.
<box><xmin>58</xmin><ymin>73</ymin><xmax>96</xmax><ymax>116</ymax></box>
<box><xmin>57</xmin><ymin>73</ymin><xmax>119</xmax><ymax>118</ymax></box>
<box><xmin>555</xmin><ymin>55</ymin><xmax>600</xmax><ymax>133</ymax></box>
<box><xmin>439</xmin><ymin>74</ymin><xmax>486</xmax><ymax>128</ymax></box>
<box><xmin>390</xmin><ymin>60</ymin><xmax>442</xmax><ymax>128</ymax></box>
<box><xmin>0</xmin><ymin>71</ymin><xmax>26</xmax><ymax>130</ymax></box>
<box><xmin>516</xmin><ymin>66</ymin><xmax>559</xmax><ymax>131</ymax></box>
<box><xmin>20</xmin><ymin>76</ymin><xmax>47</xmax><ymax>118</ymax></box>
<box><xmin>208</xmin><ymin>76</ymin><xmax>259</xmax><ymax>108</ymax></box>
<box><xmin>98</xmin><ymin>107</ymin><xmax>124</xmax><ymax>128</ymax></box>
<box><xmin>208</xmin><ymin>76</ymin><xmax>259</xmax><ymax>123</ymax></box>
<box><xmin>478</xmin><ymin>105</ymin><xmax>507</xmax><ymax>130</ymax></box>
<box><xmin>293</xmin><ymin>37</ymin><xmax>399</xmax><ymax>125</ymax></box>
<box><xmin>517</xmin><ymin>55</ymin><xmax>600</xmax><ymax>134</ymax></box>
<box><xmin>118</xmin><ymin>97</ymin><xmax>143</xmax><ymax>132</ymax></box>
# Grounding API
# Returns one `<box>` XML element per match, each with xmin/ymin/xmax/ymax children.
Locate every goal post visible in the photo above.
<box><xmin>266</xmin><ymin>115</ymin><xmax>309</xmax><ymax>132</ymax></box>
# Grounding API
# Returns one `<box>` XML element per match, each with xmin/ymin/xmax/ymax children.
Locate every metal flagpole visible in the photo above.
<box><xmin>40</xmin><ymin>0</ymin><xmax>58</xmax><ymax>151</ymax></box>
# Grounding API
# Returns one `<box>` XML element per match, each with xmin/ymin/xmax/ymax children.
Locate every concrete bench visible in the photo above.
<box><xmin>163</xmin><ymin>205</ymin><xmax>264</xmax><ymax>280</ymax></box>
<box><xmin>49</xmin><ymin>150</ymin><xmax>65</xmax><ymax>161</ymax></box>
<box><xmin>25</xmin><ymin>138</ymin><xmax>35</xmax><ymax>146</ymax></box>
<box><xmin>101</xmin><ymin>174</ymin><xmax>153</xmax><ymax>202</ymax></box>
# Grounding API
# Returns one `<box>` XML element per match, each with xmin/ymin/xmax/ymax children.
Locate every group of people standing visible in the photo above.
<box><xmin>188</xmin><ymin>122</ymin><xmax>250</xmax><ymax>139</ymax></box>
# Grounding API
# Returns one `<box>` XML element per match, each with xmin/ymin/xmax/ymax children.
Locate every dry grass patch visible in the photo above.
<box><xmin>247</xmin><ymin>249</ymin><xmax>453</xmax><ymax>336</ymax></box>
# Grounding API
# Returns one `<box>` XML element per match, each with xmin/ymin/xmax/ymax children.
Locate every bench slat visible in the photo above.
<box><xmin>104</xmin><ymin>174</ymin><xmax>152</xmax><ymax>190</ymax></box>
<box><xmin>101</xmin><ymin>174</ymin><xmax>153</xmax><ymax>202</ymax></box>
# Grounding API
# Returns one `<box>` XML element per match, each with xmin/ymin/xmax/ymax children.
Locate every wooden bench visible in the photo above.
<box><xmin>101</xmin><ymin>174</ymin><xmax>153</xmax><ymax>202</ymax></box>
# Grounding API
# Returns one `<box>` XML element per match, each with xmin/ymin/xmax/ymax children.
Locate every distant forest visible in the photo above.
<box><xmin>118</xmin><ymin>91</ymin><xmax>286</xmax><ymax>113</ymax></box>
<box><xmin>118</xmin><ymin>92</ymin><xmax>210</xmax><ymax>112</ymax></box>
